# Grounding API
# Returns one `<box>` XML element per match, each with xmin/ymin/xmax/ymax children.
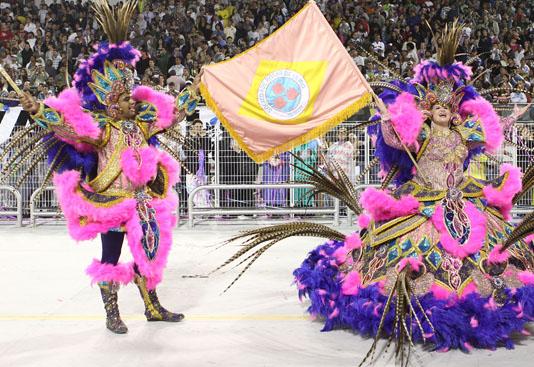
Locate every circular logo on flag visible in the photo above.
<box><xmin>257</xmin><ymin>69</ymin><xmax>310</xmax><ymax>121</ymax></box>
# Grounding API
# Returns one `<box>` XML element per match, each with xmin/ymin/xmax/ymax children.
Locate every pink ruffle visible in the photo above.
<box><xmin>45</xmin><ymin>88</ymin><xmax>101</xmax><ymax>153</ymax></box>
<box><xmin>120</xmin><ymin>147</ymin><xmax>158</xmax><ymax>185</ymax></box>
<box><xmin>341</xmin><ymin>271</ymin><xmax>361</xmax><ymax>296</ymax></box>
<box><xmin>460</xmin><ymin>97</ymin><xmax>503</xmax><ymax>153</ymax></box>
<box><xmin>487</xmin><ymin>245</ymin><xmax>510</xmax><ymax>265</ymax></box>
<box><xmin>360</xmin><ymin>186</ymin><xmax>419</xmax><ymax>222</ymax></box>
<box><xmin>85</xmin><ymin>259</ymin><xmax>134</xmax><ymax>285</ymax></box>
<box><xmin>482</xmin><ymin>164</ymin><xmax>522</xmax><ymax>220</ymax></box>
<box><xmin>387</xmin><ymin>92</ymin><xmax>425</xmax><ymax>145</ymax></box>
<box><xmin>125</xmin><ymin>188</ymin><xmax>178</xmax><ymax>290</ymax></box>
<box><xmin>431</xmin><ymin>202</ymin><xmax>486</xmax><ymax>258</ymax></box>
<box><xmin>357</xmin><ymin>213</ymin><xmax>370</xmax><ymax>228</ymax></box>
<box><xmin>132</xmin><ymin>85</ymin><xmax>176</xmax><ymax>130</ymax></box>
<box><xmin>53</xmin><ymin>170</ymin><xmax>137</xmax><ymax>240</ymax></box>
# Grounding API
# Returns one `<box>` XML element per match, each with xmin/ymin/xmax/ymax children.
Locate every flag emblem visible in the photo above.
<box><xmin>239</xmin><ymin>60</ymin><xmax>328</xmax><ymax>124</ymax></box>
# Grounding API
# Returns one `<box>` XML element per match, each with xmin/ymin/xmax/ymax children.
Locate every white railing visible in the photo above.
<box><xmin>187</xmin><ymin>183</ymin><xmax>340</xmax><ymax>227</ymax></box>
<box><xmin>0</xmin><ymin>185</ymin><xmax>22</xmax><ymax>226</ymax></box>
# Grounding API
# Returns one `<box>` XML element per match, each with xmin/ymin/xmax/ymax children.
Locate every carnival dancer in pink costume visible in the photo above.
<box><xmin>16</xmin><ymin>0</ymin><xmax>201</xmax><ymax>334</ymax></box>
<box><xmin>216</xmin><ymin>23</ymin><xmax>534</xmax><ymax>362</ymax></box>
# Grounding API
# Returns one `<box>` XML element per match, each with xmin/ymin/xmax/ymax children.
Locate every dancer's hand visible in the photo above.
<box><xmin>513</xmin><ymin>102</ymin><xmax>532</xmax><ymax>119</ymax></box>
<box><xmin>373</xmin><ymin>94</ymin><xmax>390</xmax><ymax>121</ymax></box>
<box><xmin>191</xmin><ymin>68</ymin><xmax>204</xmax><ymax>95</ymax></box>
<box><xmin>19</xmin><ymin>92</ymin><xmax>39</xmax><ymax>114</ymax></box>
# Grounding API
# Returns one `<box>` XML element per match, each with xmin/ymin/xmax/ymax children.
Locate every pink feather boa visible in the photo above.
<box><xmin>157</xmin><ymin>149</ymin><xmax>181</xmax><ymax>186</ymax></box>
<box><xmin>53</xmin><ymin>170</ymin><xmax>137</xmax><ymax>240</ymax></box>
<box><xmin>359</xmin><ymin>186</ymin><xmax>419</xmax><ymax>222</ymax></box>
<box><xmin>86</xmin><ymin>259</ymin><xmax>135</xmax><ymax>285</ymax></box>
<box><xmin>487</xmin><ymin>245</ymin><xmax>510</xmax><ymax>265</ymax></box>
<box><xmin>387</xmin><ymin>92</ymin><xmax>425</xmax><ymax>146</ymax></box>
<box><xmin>431</xmin><ymin>202</ymin><xmax>486</xmax><ymax>258</ymax></box>
<box><xmin>120</xmin><ymin>147</ymin><xmax>158</xmax><ymax>185</ymax></box>
<box><xmin>124</xmin><ymin>188</ymin><xmax>178</xmax><ymax>289</ymax></box>
<box><xmin>44</xmin><ymin>88</ymin><xmax>101</xmax><ymax>153</ymax></box>
<box><xmin>54</xmin><ymin>169</ymin><xmax>178</xmax><ymax>289</ymax></box>
<box><xmin>132</xmin><ymin>85</ymin><xmax>175</xmax><ymax>130</ymax></box>
<box><xmin>482</xmin><ymin>164</ymin><xmax>522</xmax><ymax>220</ymax></box>
<box><xmin>341</xmin><ymin>271</ymin><xmax>361</xmax><ymax>296</ymax></box>
<box><xmin>460</xmin><ymin>97</ymin><xmax>503</xmax><ymax>153</ymax></box>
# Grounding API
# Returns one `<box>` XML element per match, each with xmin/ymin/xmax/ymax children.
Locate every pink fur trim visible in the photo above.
<box><xmin>85</xmin><ymin>259</ymin><xmax>134</xmax><ymax>285</ymax></box>
<box><xmin>332</xmin><ymin>246</ymin><xmax>349</xmax><ymax>264</ymax></box>
<box><xmin>120</xmin><ymin>147</ymin><xmax>158</xmax><ymax>185</ymax></box>
<box><xmin>397</xmin><ymin>256</ymin><xmax>423</xmax><ymax>272</ymax></box>
<box><xmin>132</xmin><ymin>85</ymin><xmax>175</xmax><ymax>130</ymax></box>
<box><xmin>357</xmin><ymin>214</ymin><xmax>370</xmax><ymax>228</ymax></box>
<box><xmin>525</xmin><ymin>234</ymin><xmax>534</xmax><ymax>245</ymax></box>
<box><xmin>430</xmin><ymin>284</ymin><xmax>452</xmax><ymax>299</ymax></box>
<box><xmin>360</xmin><ymin>187</ymin><xmax>419</xmax><ymax>222</ymax></box>
<box><xmin>482</xmin><ymin>164</ymin><xmax>522</xmax><ymax>220</ymax></box>
<box><xmin>487</xmin><ymin>245</ymin><xmax>510</xmax><ymax>265</ymax></box>
<box><xmin>460</xmin><ymin>97</ymin><xmax>503</xmax><ymax>153</ymax></box>
<box><xmin>460</xmin><ymin>281</ymin><xmax>478</xmax><ymax>298</ymax></box>
<box><xmin>387</xmin><ymin>92</ymin><xmax>425</xmax><ymax>146</ymax></box>
<box><xmin>345</xmin><ymin>232</ymin><xmax>363</xmax><ymax>250</ymax></box>
<box><xmin>45</xmin><ymin>88</ymin><xmax>101</xmax><ymax>153</ymax></box>
<box><xmin>53</xmin><ymin>170</ymin><xmax>137</xmax><ymax>240</ymax></box>
<box><xmin>157</xmin><ymin>150</ymin><xmax>181</xmax><ymax>186</ymax></box>
<box><xmin>341</xmin><ymin>271</ymin><xmax>361</xmax><ymax>295</ymax></box>
<box><xmin>518</xmin><ymin>271</ymin><xmax>534</xmax><ymax>285</ymax></box>
<box><xmin>124</xmin><ymin>188</ymin><xmax>178</xmax><ymax>290</ymax></box>
<box><xmin>431</xmin><ymin>202</ymin><xmax>486</xmax><ymax>258</ymax></box>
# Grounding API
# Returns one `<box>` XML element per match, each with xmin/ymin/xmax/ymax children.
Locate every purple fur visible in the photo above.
<box><xmin>294</xmin><ymin>238</ymin><xmax>534</xmax><ymax>351</ymax></box>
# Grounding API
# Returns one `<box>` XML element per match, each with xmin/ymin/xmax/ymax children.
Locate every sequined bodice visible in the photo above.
<box><xmin>93</xmin><ymin>120</ymin><xmax>149</xmax><ymax>193</ymax></box>
<box><xmin>412</xmin><ymin>129</ymin><xmax>468</xmax><ymax>190</ymax></box>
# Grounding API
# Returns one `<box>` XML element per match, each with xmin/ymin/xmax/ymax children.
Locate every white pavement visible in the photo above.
<box><xmin>1</xmin><ymin>223</ymin><xmax>533</xmax><ymax>367</ymax></box>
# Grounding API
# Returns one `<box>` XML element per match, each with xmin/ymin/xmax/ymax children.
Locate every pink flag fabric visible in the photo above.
<box><xmin>200</xmin><ymin>1</ymin><xmax>371</xmax><ymax>163</ymax></box>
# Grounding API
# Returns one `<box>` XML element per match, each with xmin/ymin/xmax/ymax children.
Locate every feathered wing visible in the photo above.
<box><xmin>213</xmin><ymin>222</ymin><xmax>347</xmax><ymax>293</ymax></box>
<box><xmin>0</xmin><ymin>123</ymin><xmax>74</xmax><ymax>205</ymax></box>
<box><xmin>291</xmin><ymin>151</ymin><xmax>363</xmax><ymax>215</ymax></box>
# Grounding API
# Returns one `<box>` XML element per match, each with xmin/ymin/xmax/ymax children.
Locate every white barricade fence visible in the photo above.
<box><xmin>1</xmin><ymin>103</ymin><xmax>534</xmax><ymax>226</ymax></box>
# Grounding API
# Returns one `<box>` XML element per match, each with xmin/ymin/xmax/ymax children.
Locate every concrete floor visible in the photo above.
<box><xmin>1</xmin><ymin>223</ymin><xmax>533</xmax><ymax>367</ymax></box>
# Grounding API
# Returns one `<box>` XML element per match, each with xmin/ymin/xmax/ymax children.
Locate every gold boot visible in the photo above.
<box><xmin>134</xmin><ymin>274</ymin><xmax>184</xmax><ymax>322</ymax></box>
<box><xmin>98</xmin><ymin>281</ymin><xmax>128</xmax><ymax>334</ymax></box>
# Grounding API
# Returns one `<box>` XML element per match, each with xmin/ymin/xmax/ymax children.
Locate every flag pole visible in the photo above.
<box><xmin>0</xmin><ymin>65</ymin><xmax>24</xmax><ymax>97</ymax></box>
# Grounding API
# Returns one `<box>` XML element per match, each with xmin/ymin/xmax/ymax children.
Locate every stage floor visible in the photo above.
<box><xmin>1</xmin><ymin>224</ymin><xmax>532</xmax><ymax>367</ymax></box>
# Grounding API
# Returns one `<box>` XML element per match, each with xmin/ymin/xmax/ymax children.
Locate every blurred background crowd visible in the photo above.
<box><xmin>1</xmin><ymin>0</ymin><xmax>534</xmax><ymax>215</ymax></box>
<box><xmin>1</xmin><ymin>0</ymin><xmax>534</xmax><ymax>102</ymax></box>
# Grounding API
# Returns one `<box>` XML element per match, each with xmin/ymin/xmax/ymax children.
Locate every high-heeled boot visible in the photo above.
<box><xmin>134</xmin><ymin>274</ymin><xmax>184</xmax><ymax>322</ymax></box>
<box><xmin>98</xmin><ymin>281</ymin><xmax>128</xmax><ymax>334</ymax></box>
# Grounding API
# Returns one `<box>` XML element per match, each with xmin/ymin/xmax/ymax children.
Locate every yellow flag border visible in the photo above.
<box><xmin>199</xmin><ymin>1</ymin><xmax>371</xmax><ymax>163</ymax></box>
<box><xmin>201</xmin><ymin>83</ymin><xmax>370</xmax><ymax>163</ymax></box>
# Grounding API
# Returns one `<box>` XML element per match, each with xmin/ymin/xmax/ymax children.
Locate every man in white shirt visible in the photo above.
<box><xmin>224</xmin><ymin>19</ymin><xmax>236</xmax><ymax>40</ymax></box>
<box><xmin>24</xmin><ymin>15</ymin><xmax>37</xmax><ymax>35</ymax></box>
<box><xmin>371</xmin><ymin>34</ymin><xmax>385</xmax><ymax>54</ymax></box>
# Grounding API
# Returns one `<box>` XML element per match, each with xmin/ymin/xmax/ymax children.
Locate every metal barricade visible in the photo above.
<box><xmin>30</xmin><ymin>186</ymin><xmax>63</xmax><ymax>226</ymax></box>
<box><xmin>0</xmin><ymin>185</ymin><xmax>22</xmax><ymax>226</ymax></box>
<box><xmin>187</xmin><ymin>183</ymin><xmax>340</xmax><ymax>227</ymax></box>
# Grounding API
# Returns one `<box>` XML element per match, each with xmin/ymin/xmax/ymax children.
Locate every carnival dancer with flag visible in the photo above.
<box><xmin>7</xmin><ymin>0</ymin><xmax>201</xmax><ymax>334</ymax></box>
<box><xmin>210</xmin><ymin>7</ymin><xmax>534</xmax><ymax>363</ymax></box>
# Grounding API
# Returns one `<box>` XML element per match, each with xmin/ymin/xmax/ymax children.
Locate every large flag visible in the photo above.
<box><xmin>200</xmin><ymin>1</ymin><xmax>371</xmax><ymax>163</ymax></box>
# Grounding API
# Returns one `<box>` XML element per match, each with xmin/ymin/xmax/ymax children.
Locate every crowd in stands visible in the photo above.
<box><xmin>1</xmin><ymin>0</ymin><xmax>534</xmax><ymax>103</ymax></box>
